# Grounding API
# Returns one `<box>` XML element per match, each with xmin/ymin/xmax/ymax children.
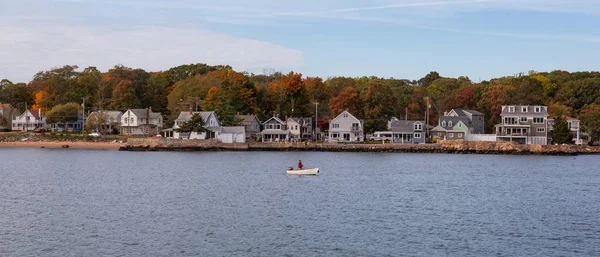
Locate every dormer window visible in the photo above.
<box><xmin>448</xmin><ymin>121</ymin><xmax>453</xmax><ymax>127</ymax></box>
<box><xmin>535</xmin><ymin>106</ymin><xmax>541</xmax><ymax>113</ymax></box>
<box><xmin>522</xmin><ymin>106</ymin><xmax>527</xmax><ymax>113</ymax></box>
<box><xmin>442</xmin><ymin>121</ymin><xmax>446</xmax><ymax>127</ymax></box>
<box><xmin>414</xmin><ymin>123</ymin><xmax>422</xmax><ymax>130</ymax></box>
<box><xmin>508</xmin><ymin>106</ymin><xmax>515</xmax><ymax>113</ymax></box>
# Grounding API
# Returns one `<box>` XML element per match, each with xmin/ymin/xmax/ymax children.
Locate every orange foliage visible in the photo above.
<box><xmin>32</xmin><ymin>90</ymin><xmax>49</xmax><ymax>115</ymax></box>
<box><xmin>329</xmin><ymin>87</ymin><xmax>362</xmax><ymax>117</ymax></box>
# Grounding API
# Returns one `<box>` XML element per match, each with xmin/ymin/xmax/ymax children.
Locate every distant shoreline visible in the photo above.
<box><xmin>0</xmin><ymin>141</ymin><xmax>124</xmax><ymax>150</ymax></box>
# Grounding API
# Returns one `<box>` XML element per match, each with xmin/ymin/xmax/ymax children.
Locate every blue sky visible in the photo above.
<box><xmin>1</xmin><ymin>0</ymin><xmax>599</xmax><ymax>83</ymax></box>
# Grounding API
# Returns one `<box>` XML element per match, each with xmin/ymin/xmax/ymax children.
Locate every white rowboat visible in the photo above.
<box><xmin>286</xmin><ymin>168</ymin><xmax>319</xmax><ymax>175</ymax></box>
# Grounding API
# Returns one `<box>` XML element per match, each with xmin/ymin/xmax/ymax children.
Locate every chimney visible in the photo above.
<box><xmin>189</xmin><ymin>108</ymin><xmax>193</xmax><ymax>115</ymax></box>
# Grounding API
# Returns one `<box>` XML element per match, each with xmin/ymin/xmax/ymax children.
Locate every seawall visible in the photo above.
<box><xmin>120</xmin><ymin>138</ymin><xmax>600</xmax><ymax>155</ymax></box>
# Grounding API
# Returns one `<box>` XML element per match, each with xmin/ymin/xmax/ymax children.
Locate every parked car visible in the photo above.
<box><xmin>33</xmin><ymin>128</ymin><xmax>45</xmax><ymax>133</ymax></box>
<box><xmin>88</xmin><ymin>132</ymin><xmax>100</xmax><ymax>137</ymax></box>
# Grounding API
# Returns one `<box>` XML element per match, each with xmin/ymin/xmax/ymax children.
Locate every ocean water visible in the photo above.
<box><xmin>0</xmin><ymin>149</ymin><xmax>599</xmax><ymax>256</ymax></box>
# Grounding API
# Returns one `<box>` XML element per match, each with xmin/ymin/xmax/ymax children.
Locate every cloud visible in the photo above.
<box><xmin>0</xmin><ymin>19</ymin><xmax>304</xmax><ymax>82</ymax></box>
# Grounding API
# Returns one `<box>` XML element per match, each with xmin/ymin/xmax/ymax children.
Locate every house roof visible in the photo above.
<box><xmin>29</xmin><ymin>109</ymin><xmax>40</xmax><ymax>120</ymax></box>
<box><xmin>331</xmin><ymin>110</ymin><xmax>361</xmax><ymax>123</ymax></box>
<box><xmin>235</xmin><ymin>115</ymin><xmax>260</xmax><ymax>126</ymax></box>
<box><xmin>128</xmin><ymin>109</ymin><xmax>162</xmax><ymax>119</ymax></box>
<box><xmin>439</xmin><ymin>116</ymin><xmax>471</xmax><ymax>127</ymax></box>
<box><xmin>463</xmin><ymin>110</ymin><xmax>484</xmax><ymax>115</ymax></box>
<box><xmin>90</xmin><ymin>110</ymin><xmax>123</xmax><ymax>120</ymax></box>
<box><xmin>221</xmin><ymin>126</ymin><xmax>245</xmax><ymax>134</ymax></box>
<box><xmin>176</xmin><ymin>111</ymin><xmax>213</xmax><ymax>122</ymax></box>
<box><xmin>262</xmin><ymin>116</ymin><xmax>285</xmax><ymax>125</ymax></box>
<box><xmin>388</xmin><ymin>120</ymin><xmax>423</xmax><ymax>133</ymax></box>
<box><xmin>500</xmin><ymin>105</ymin><xmax>548</xmax><ymax>117</ymax></box>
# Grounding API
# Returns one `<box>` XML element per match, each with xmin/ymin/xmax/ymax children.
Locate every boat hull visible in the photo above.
<box><xmin>286</xmin><ymin>168</ymin><xmax>319</xmax><ymax>175</ymax></box>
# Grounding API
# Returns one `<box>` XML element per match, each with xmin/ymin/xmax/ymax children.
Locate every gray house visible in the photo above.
<box><xmin>327</xmin><ymin>110</ymin><xmax>364</xmax><ymax>143</ymax></box>
<box><xmin>261</xmin><ymin>116</ymin><xmax>290</xmax><ymax>142</ymax></box>
<box><xmin>431</xmin><ymin>109</ymin><xmax>484</xmax><ymax>140</ymax></box>
<box><xmin>287</xmin><ymin>117</ymin><xmax>314</xmax><ymax>141</ymax></box>
<box><xmin>373</xmin><ymin>118</ymin><xmax>425</xmax><ymax>144</ymax></box>
<box><xmin>495</xmin><ymin>105</ymin><xmax>548</xmax><ymax>145</ymax></box>
<box><xmin>235</xmin><ymin>114</ymin><xmax>261</xmax><ymax>139</ymax></box>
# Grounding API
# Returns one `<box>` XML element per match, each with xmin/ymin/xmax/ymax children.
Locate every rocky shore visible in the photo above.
<box><xmin>120</xmin><ymin>138</ymin><xmax>600</xmax><ymax>156</ymax></box>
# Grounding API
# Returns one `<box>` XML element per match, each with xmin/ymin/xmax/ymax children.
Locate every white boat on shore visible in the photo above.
<box><xmin>286</xmin><ymin>167</ymin><xmax>319</xmax><ymax>175</ymax></box>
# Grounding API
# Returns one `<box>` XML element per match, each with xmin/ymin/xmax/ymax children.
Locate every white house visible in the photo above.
<box><xmin>121</xmin><ymin>108</ymin><xmax>163</xmax><ymax>136</ymax></box>
<box><xmin>12</xmin><ymin>109</ymin><xmax>45</xmax><ymax>131</ymax></box>
<box><xmin>261</xmin><ymin>116</ymin><xmax>290</xmax><ymax>142</ymax></box>
<box><xmin>328</xmin><ymin>110</ymin><xmax>364</xmax><ymax>143</ymax></box>
<box><xmin>218</xmin><ymin>126</ymin><xmax>246</xmax><ymax>143</ymax></box>
<box><xmin>168</xmin><ymin>111</ymin><xmax>220</xmax><ymax>139</ymax></box>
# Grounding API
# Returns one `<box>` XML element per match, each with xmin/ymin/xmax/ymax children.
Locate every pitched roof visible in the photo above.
<box><xmin>90</xmin><ymin>110</ymin><xmax>123</xmax><ymax>120</ymax></box>
<box><xmin>389</xmin><ymin>120</ymin><xmax>422</xmax><ymax>133</ymax></box>
<box><xmin>221</xmin><ymin>126</ymin><xmax>245</xmax><ymax>134</ymax></box>
<box><xmin>235</xmin><ymin>115</ymin><xmax>260</xmax><ymax>126</ymax></box>
<box><xmin>128</xmin><ymin>109</ymin><xmax>161</xmax><ymax>119</ymax></box>
<box><xmin>262</xmin><ymin>116</ymin><xmax>285</xmax><ymax>125</ymax></box>
<box><xmin>500</xmin><ymin>105</ymin><xmax>548</xmax><ymax>117</ymax></box>
<box><xmin>175</xmin><ymin>111</ymin><xmax>213</xmax><ymax>122</ymax></box>
<box><xmin>439</xmin><ymin>116</ymin><xmax>471</xmax><ymax>128</ymax></box>
<box><xmin>0</xmin><ymin>103</ymin><xmax>12</xmax><ymax>109</ymax></box>
<box><xmin>29</xmin><ymin>109</ymin><xmax>40</xmax><ymax>120</ymax></box>
<box><xmin>463</xmin><ymin>110</ymin><xmax>484</xmax><ymax>115</ymax></box>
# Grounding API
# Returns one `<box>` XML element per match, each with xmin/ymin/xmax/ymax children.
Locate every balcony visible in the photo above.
<box><xmin>497</xmin><ymin>132</ymin><xmax>528</xmax><ymax>137</ymax></box>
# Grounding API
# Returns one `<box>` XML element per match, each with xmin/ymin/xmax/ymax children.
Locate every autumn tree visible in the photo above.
<box><xmin>329</xmin><ymin>87</ymin><xmax>362</xmax><ymax>117</ymax></box>
<box><xmin>362</xmin><ymin>80</ymin><xmax>396</xmax><ymax>132</ymax></box>
<box><xmin>418</xmin><ymin>71</ymin><xmax>441</xmax><ymax>87</ymax></box>
<box><xmin>46</xmin><ymin>102</ymin><xmax>81</xmax><ymax>124</ymax></box>
<box><xmin>111</xmin><ymin>80</ymin><xmax>140</xmax><ymax>110</ymax></box>
<box><xmin>579</xmin><ymin>104</ymin><xmax>600</xmax><ymax>145</ymax></box>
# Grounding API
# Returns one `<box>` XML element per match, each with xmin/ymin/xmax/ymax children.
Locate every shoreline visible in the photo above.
<box><xmin>0</xmin><ymin>141</ymin><xmax>124</xmax><ymax>150</ymax></box>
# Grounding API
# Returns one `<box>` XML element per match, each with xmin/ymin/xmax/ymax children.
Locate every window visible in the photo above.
<box><xmin>343</xmin><ymin>113</ymin><xmax>348</xmax><ymax>118</ymax></box>
<box><xmin>535</xmin><ymin>106</ymin><xmax>541</xmax><ymax>113</ymax></box>
<box><xmin>332</xmin><ymin>123</ymin><xmax>339</xmax><ymax>129</ymax></box>
<box><xmin>458</xmin><ymin>123</ymin><xmax>462</xmax><ymax>128</ymax></box>
<box><xmin>448</xmin><ymin>121</ymin><xmax>453</xmax><ymax>127</ymax></box>
<box><xmin>130</xmin><ymin>118</ymin><xmax>134</xmax><ymax>123</ymax></box>
<box><xmin>458</xmin><ymin>133</ymin><xmax>463</xmax><ymax>138</ymax></box>
<box><xmin>295</xmin><ymin>125</ymin><xmax>298</xmax><ymax>130</ymax></box>
<box><xmin>533</xmin><ymin>117</ymin><xmax>544</xmax><ymax>124</ymax></box>
<box><xmin>414</xmin><ymin>123</ymin><xmax>422</xmax><ymax>130</ymax></box>
<box><xmin>415</xmin><ymin>133</ymin><xmax>421</xmax><ymax>138</ymax></box>
<box><xmin>276</xmin><ymin>125</ymin><xmax>281</xmax><ymax>130</ymax></box>
<box><xmin>537</xmin><ymin>127</ymin><xmax>545</xmax><ymax>132</ymax></box>
<box><xmin>508</xmin><ymin>106</ymin><xmax>515</xmax><ymax>113</ymax></box>
<box><xmin>520</xmin><ymin>117</ymin><xmax>527</xmax><ymax>122</ymax></box>
<box><xmin>522</xmin><ymin>106</ymin><xmax>528</xmax><ymax>113</ymax></box>
<box><xmin>504</xmin><ymin>117</ymin><xmax>518</xmax><ymax>125</ymax></box>
<box><xmin>442</xmin><ymin>121</ymin><xmax>446</xmax><ymax>127</ymax></box>
<box><xmin>449</xmin><ymin>133</ymin><xmax>454</xmax><ymax>138</ymax></box>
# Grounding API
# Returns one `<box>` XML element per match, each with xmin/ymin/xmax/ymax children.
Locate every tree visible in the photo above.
<box><xmin>550</xmin><ymin>116</ymin><xmax>573</xmax><ymax>144</ymax></box>
<box><xmin>46</xmin><ymin>102</ymin><xmax>81</xmax><ymax>124</ymax></box>
<box><xmin>85</xmin><ymin>111</ymin><xmax>109</xmax><ymax>134</ymax></box>
<box><xmin>111</xmin><ymin>80</ymin><xmax>140</xmax><ymax>110</ymax></box>
<box><xmin>362</xmin><ymin>80</ymin><xmax>396</xmax><ymax>132</ymax></box>
<box><xmin>329</xmin><ymin>87</ymin><xmax>363</xmax><ymax>117</ymax></box>
<box><xmin>579</xmin><ymin>104</ymin><xmax>600</xmax><ymax>145</ymax></box>
<box><xmin>418</xmin><ymin>71</ymin><xmax>441</xmax><ymax>87</ymax></box>
<box><xmin>202</xmin><ymin>87</ymin><xmax>220</xmax><ymax>111</ymax></box>
<box><xmin>175</xmin><ymin>113</ymin><xmax>207</xmax><ymax>139</ymax></box>
<box><xmin>215</xmin><ymin>100</ymin><xmax>242</xmax><ymax>126</ymax></box>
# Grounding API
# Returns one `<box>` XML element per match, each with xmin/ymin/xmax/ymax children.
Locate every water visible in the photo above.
<box><xmin>0</xmin><ymin>149</ymin><xmax>599</xmax><ymax>256</ymax></box>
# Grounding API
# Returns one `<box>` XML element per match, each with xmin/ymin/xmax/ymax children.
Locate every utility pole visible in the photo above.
<box><xmin>424</xmin><ymin>96</ymin><xmax>430</xmax><ymax>141</ymax></box>
<box><xmin>82</xmin><ymin>97</ymin><xmax>85</xmax><ymax>134</ymax></box>
<box><xmin>313</xmin><ymin>102</ymin><xmax>319</xmax><ymax>140</ymax></box>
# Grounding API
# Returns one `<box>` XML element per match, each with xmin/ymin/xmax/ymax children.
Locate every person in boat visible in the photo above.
<box><xmin>298</xmin><ymin>160</ymin><xmax>303</xmax><ymax>170</ymax></box>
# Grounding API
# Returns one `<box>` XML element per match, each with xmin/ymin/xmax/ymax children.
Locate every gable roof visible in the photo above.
<box><xmin>235</xmin><ymin>115</ymin><xmax>260</xmax><ymax>126</ymax></box>
<box><xmin>463</xmin><ymin>110</ymin><xmax>484</xmax><ymax>116</ymax></box>
<box><xmin>128</xmin><ymin>109</ymin><xmax>162</xmax><ymax>119</ymax></box>
<box><xmin>175</xmin><ymin>111</ymin><xmax>216</xmax><ymax>122</ymax></box>
<box><xmin>221</xmin><ymin>126</ymin><xmax>245</xmax><ymax>134</ymax></box>
<box><xmin>262</xmin><ymin>116</ymin><xmax>285</xmax><ymax>125</ymax></box>
<box><xmin>388</xmin><ymin>120</ymin><xmax>423</xmax><ymax>133</ymax></box>
<box><xmin>331</xmin><ymin>110</ymin><xmax>361</xmax><ymax>123</ymax></box>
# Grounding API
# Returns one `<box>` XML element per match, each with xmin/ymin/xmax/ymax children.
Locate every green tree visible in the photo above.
<box><xmin>175</xmin><ymin>113</ymin><xmax>207</xmax><ymax>139</ymax></box>
<box><xmin>579</xmin><ymin>104</ymin><xmax>600</xmax><ymax>145</ymax></box>
<box><xmin>46</xmin><ymin>102</ymin><xmax>81</xmax><ymax>124</ymax></box>
<box><xmin>215</xmin><ymin>100</ymin><xmax>242</xmax><ymax>126</ymax></box>
<box><xmin>111</xmin><ymin>80</ymin><xmax>140</xmax><ymax>110</ymax></box>
<box><xmin>550</xmin><ymin>116</ymin><xmax>573</xmax><ymax>144</ymax></box>
<box><xmin>418</xmin><ymin>71</ymin><xmax>441</xmax><ymax>87</ymax></box>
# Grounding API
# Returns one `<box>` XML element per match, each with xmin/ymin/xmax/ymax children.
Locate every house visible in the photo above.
<box><xmin>431</xmin><ymin>109</ymin><xmax>484</xmax><ymax>140</ymax></box>
<box><xmin>218</xmin><ymin>126</ymin><xmax>246</xmax><ymax>143</ymax></box>
<box><xmin>327</xmin><ymin>110</ymin><xmax>364</xmax><ymax>143</ymax></box>
<box><xmin>261</xmin><ymin>116</ymin><xmax>290</xmax><ymax>142</ymax></box>
<box><xmin>235</xmin><ymin>114</ymin><xmax>261</xmax><ymax>139</ymax></box>
<box><xmin>0</xmin><ymin>103</ymin><xmax>15</xmax><ymax>131</ymax></box>
<box><xmin>87</xmin><ymin>110</ymin><xmax>123</xmax><ymax>133</ymax></box>
<box><xmin>495</xmin><ymin>105</ymin><xmax>548</xmax><ymax>145</ymax></box>
<box><xmin>548</xmin><ymin>116</ymin><xmax>582</xmax><ymax>145</ymax></box>
<box><xmin>374</xmin><ymin>118</ymin><xmax>424</xmax><ymax>144</ymax></box>
<box><xmin>287</xmin><ymin>117</ymin><xmax>314</xmax><ymax>141</ymax></box>
<box><xmin>168</xmin><ymin>110</ymin><xmax>220</xmax><ymax>139</ymax></box>
<box><xmin>121</xmin><ymin>108</ymin><xmax>163</xmax><ymax>136</ymax></box>
<box><xmin>47</xmin><ymin>118</ymin><xmax>84</xmax><ymax>132</ymax></box>
<box><xmin>12</xmin><ymin>109</ymin><xmax>45</xmax><ymax>131</ymax></box>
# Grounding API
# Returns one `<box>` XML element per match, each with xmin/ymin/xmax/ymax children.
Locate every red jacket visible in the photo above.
<box><xmin>298</xmin><ymin>162</ymin><xmax>303</xmax><ymax>169</ymax></box>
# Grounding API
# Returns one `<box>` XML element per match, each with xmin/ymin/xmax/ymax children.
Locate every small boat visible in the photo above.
<box><xmin>286</xmin><ymin>167</ymin><xmax>319</xmax><ymax>175</ymax></box>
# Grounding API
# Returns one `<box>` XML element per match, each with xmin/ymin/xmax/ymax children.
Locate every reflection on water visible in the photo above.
<box><xmin>0</xmin><ymin>149</ymin><xmax>599</xmax><ymax>256</ymax></box>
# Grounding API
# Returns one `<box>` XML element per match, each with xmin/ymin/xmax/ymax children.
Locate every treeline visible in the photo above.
<box><xmin>1</xmin><ymin>64</ymin><xmax>600</xmax><ymax>140</ymax></box>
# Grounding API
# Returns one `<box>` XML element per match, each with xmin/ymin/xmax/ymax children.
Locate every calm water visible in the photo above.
<box><xmin>0</xmin><ymin>149</ymin><xmax>599</xmax><ymax>256</ymax></box>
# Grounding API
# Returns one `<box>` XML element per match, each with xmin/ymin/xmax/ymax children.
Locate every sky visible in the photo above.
<box><xmin>1</xmin><ymin>0</ymin><xmax>599</xmax><ymax>83</ymax></box>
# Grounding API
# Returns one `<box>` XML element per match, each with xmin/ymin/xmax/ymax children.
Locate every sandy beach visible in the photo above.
<box><xmin>0</xmin><ymin>141</ymin><xmax>125</xmax><ymax>150</ymax></box>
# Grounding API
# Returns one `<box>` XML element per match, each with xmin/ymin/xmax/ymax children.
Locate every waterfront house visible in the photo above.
<box><xmin>235</xmin><ymin>114</ymin><xmax>261</xmax><ymax>139</ymax></box>
<box><xmin>373</xmin><ymin>118</ymin><xmax>424</xmax><ymax>144</ymax></box>
<box><xmin>121</xmin><ymin>108</ymin><xmax>163</xmax><ymax>136</ymax></box>
<box><xmin>287</xmin><ymin>117</ymin><xmax>314</xmax><ymax>141</ymax></box>
<box><xmin>87</xmin><ymin>110</ymin><xmax>123</xmax><ymax>134</ymax></box>
<box><xmin>12</xmin><ymin>109</ymin><xmax>45</xmax><ymax>131</ymax></box>
<box><xmin>548</xmin><ymin>116</ymin><xmax>583</xmax><ymax>145</ymax></box>
<box><xmin>431</xmin><ymin>109</ymin><xmax>484</xmax><ymax>140</ymax></box>
<box><xmin>495</xmin><ymin>105</ymin><xmax>548</xmax><ymax>145</ymax></box>
<box><xmin>327</xmin><ymin>110</ymin><xmax>364</xmax><ymax>143</ymax></box>
<box><xmin>168</xmin><ymin>110</ymin><xmax>220</xmax><ymax>139</ymax></box>
<box><xmin>261</xmin><ymin>116</ymin><xmax>290</xmax><ymax>142</ymax></box>
<box><xmin>218</xmin><ymin>126</ymin><xmax>246</xmax><ymax>143</ymax></box>
<box><xmin>0</xmin><ymin>103</ymin><xmax>15</xmax><ymax>131</ymax></box>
